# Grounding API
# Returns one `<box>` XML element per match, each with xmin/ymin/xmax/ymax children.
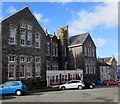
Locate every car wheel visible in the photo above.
<box><xmin>78</xmin><ymin>85</ymin><xmax>82</xmax><ymax>90</ymax></box>
<box><xmin>89</xmin><ymin>85</ymin><xmax>93</xmax><ymax>89</ymax></box>
<box><xmin>107</xmin><ymin>83</ymin><xmax>109</xmax><ymax>86</ymax></box>
<box><xmin>16</xmin><ymin>90</ymin><xmax>22</xmax><ymax>96</ymax></box>
<box><xmin>61</xmin><ymin>86</ymin><xmax>66</xmax><ymax>90</ymax></box>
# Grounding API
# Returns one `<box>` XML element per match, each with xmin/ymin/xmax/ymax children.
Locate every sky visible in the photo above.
<box><xmin>1</xmin><ymin>1</ymin><xmax>119</xmax><ymax>64</ymax></box>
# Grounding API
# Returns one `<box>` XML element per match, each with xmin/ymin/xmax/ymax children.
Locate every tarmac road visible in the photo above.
<box><xmin>1</xmin><ymin>85</ymin><xmax>119</xmax><ymax>103</ymax></box>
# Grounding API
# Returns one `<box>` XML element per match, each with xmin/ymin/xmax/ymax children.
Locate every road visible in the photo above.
<box><xmin>1</xmin><ymin>85</ymin><xmax>119</xmax><ymax>103</ymax></box>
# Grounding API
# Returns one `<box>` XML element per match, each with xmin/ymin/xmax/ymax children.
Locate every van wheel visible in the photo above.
<box><xmin>16</xmin><ymin>90</ymin><xmax>22</xmax><ymax>96</ymax></box>
<box><xmin>61</xmin><ymin>86</ymin><xmax>66</xmax><ymax>90</ymax></box>
<box><xmin>78</xmin><ymin>86</ymin><xmax>82</xmax><ymax>90</ymax></box>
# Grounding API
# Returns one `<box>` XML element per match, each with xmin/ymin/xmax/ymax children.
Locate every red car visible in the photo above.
<box><xmin>103</xmin><ymin>80</ymin><xmax>120</xmax><ymax>85</ymax></box>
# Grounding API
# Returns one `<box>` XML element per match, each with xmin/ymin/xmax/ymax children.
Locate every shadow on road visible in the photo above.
<box><xmin>2</xmin><ymin>95</ymin><xmax>16</xmax><ymax>100</ymax></box>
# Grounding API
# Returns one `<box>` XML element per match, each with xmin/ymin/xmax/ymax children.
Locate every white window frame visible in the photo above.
<box><xmin>8</xmin><ymin>64</ymin><xmax>16</xmax><ymax>79</ymax></box>
<box><xmin>52</xmin><ymin>43</ymin><xmax>55</xmax><ymax>56</ymax></box>
<box><xmin>9</xmin><ymin>26</ymin><xmax>16</xmax><ymax>44</ymax></box>
<box><xmin>52</xmin><ymin>62</ymin><xmax>58</xmax><ymax>70</ymax></box>
<box><xmin>8</xmin><ymin>55</ymin><xmax>16</xmax><ymax>79</ymax></box>
<box><xmin>26</xmin><ymin>56</ymin><xmax>32</xmax><ymax>78</ymax></box>
<box><xmin>55</xmin><ymin>44</ymin><xmax>58</xmax><ymax>57</ymax></box>
<box><xmin>20</xmin><ymin>30</ymin><xmax>26</xmax><ymax>46</ymax></box>
<box><xmin>35</xmin><ymin>57</ymin><xmax>41</xmax><ymax>77</ymax></box>
<box><xmin>27</xmin><ymin>31</ymin><xmax>32</xmax><ymax>47</ymax></box>
<box><xmin>21</xmin><ymin>23</ymin><xmax>26</xmax><ymax>29</ymax></box>
<box><xmin>35</xmin><ymin>34</ymin><xmax>40</xmax><ymax>48</ymax></box>
<box><xmin>9</xmin><ymin>56</ymin><xmax>16</xmax><ymax>62</ymax></box>
<box><xmin>46</xmin><ymin>60</ymin><xmax>50</xmax><ymax>70</ymax></box>
<box><xmin>20</xmin><ymin>64</ymin><xmax>25</xmax><ymax>78</ymax></box>
<box><xmin>27</xmin><ymin>24</ymin><xmax>32</xmax><ymax>30</ymax></box>
<box><xmin>20</xmin><ymin>56</ymin><xmax>25</xmax><ymax>62</ymax></box>
<box><xmin>47</xmin><ymin>42</ymin><xmax>50</xmax><ymax>56</ymax></box>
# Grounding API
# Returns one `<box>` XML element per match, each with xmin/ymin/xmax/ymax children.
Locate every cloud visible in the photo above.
<box><xmin>43</xmin><ymin>19</ymin><xmax>49</xmax><ymax>23</ymax></box>
<box><xmin>93</xmin><ymin>37</ymin><xmax>107</xmax><ymax>47</ymax></box>
<box><xmin>6</xmin><ymin>6</ymin><xmax>16</xmax><ymax>14</ymax></box>
<box><xmin>69</xmin><ymin>2</ymin><xmax>118</xmax><ymax>35</ymax></box>
<box><xmin>34</xmin><ymin>12</ymin><xmax>49</xmax><ymax>23</ymax></box>
<box><xmin>34</xmin><ymin>12</ymin><xmax>43</xmax><ymax>21</ymax></box>
<box><xmin>2</xmin><ymin>0</ymin><xmax>118</xmax><ymax>2</ymax></box>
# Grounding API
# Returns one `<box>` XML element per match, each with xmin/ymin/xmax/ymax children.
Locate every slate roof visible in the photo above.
<box><xmin>69</xmin><ymin>33</ymin><xmax>89</xmax><ymax>47</ymax></box>
<box><xmin>97</xmin><ymin>60</ymin><xmax>111</xmax><ymax>67</ymax></box>
<box><xmin>98</xmin><ymin>57</ymin><xmax>112</xmax><ymax>63</ymax></box>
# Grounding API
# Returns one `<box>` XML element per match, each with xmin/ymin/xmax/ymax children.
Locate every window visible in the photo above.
<box><xmin>20</xmin><ymin>56</ymin><xmax>25</xmax><ymax>62</ymax></box>
<box><xmin>52</xmin><ymin>43</ymin><xmax>55</xmax><ymax>56</ymax></box>
<box><xmin>55</xmin><ymin>44</ymin><xmax>58</xmax><ymax>57</ymax></box>
<box><xmin>11</xmin><ymin>82</ymin><xmax>19</xmax><ymax>86</ymax></box>
<box><xmin>47</xmin><ymin>42</ymin><xmax>50</xmax><ymax>56</ymax></box>
<box><xmin>26</xmin><ymin>64</ymin><xmax>32</xmax><ymax>78</ymax></box>
<box><xmin>46</xmin><ymin>60</ymin><xmax>50</xmax><ymax>70</ymax></box>
<box><xmin>20</xmin><ymin>64</ymin><xmax>25</xmax><ymax>78</ymax></box>
<box><xmin>86</xmin><ymin>66</ymin><xmax>88</xmax><ymax>74</ymax></box>
<box><xmin>52</xmin><ymin>62</ymin><xmax>58</xmax><ymax>70</ymax></box>
<box><xmin>2</xmin><ymin>82</ymin><xmax>10</xmax><ymax>87</ymax></box>
<box><xmin>21</xmin><ymin>23</ymin><xmax>26</xmax><ymax>29</ymax></box>
<box><xmin>8</xmin><ymin>55</ymin><xmax>16</xmax><ymax>79</ymax></box>
<box><xmin>26</xmin><ymin>57</ymin><xmax>32</xmax><ymax>78</ymax></box>
<box><xmin>9</xmin><ymin>56</ymin><xmax>16</xmax><ymax>62</ymax></box>
<box><xmin>35</xmin><ymin>58</ymin><xmax>40</xmax><ymax>63</ymax></box>
<box><xmin>20</xmin><ymin>30</ymin><xmax>26</xmax><ymax>46</ymax></box>
<box><xmin>9</xmin><ymin>26</ymin><xmax>16</xmax><ymax>44</ymax></box>
<box><xmin>35</xmin><ymin>65</ymin><xmax>40</xmax><ymax>77</ymax></box>
<box><xmin>92</xmin><ymin>48</ymin><xmax>95</xmax><ymax>57</ymax></box>
<box><xmin>56</xmin><ymin>76</ymin><xmax>58</xmax><ymax>82</ymax></box>
<box><xmin>65</xmin><ymin>75</ymin><xmax>67</xmax><ymax>81</ymax></box>
<box><xmin>27</xmin><ymin>24</ymin><xmax>32</xmax><ymax>30</ymax></box>
<box><xmin>8</xmin><ymin>64</ymin><xmax>15</xmax><ymax>79</ymax></box>
<box><xmin>93</xmin><ymin>66</ymin><xmax>96</xmax><ymax>74</ymax></box>
<box><xmin>65</xmin><ymin>47</ymin><xmax>66</xmax><ymax>57</ymax></box>
<box><xmin>27</xmin><ymin>31</ymin><xmax>32</xmax><ymax>47</ymax></box>
<box><xmin>84</xmin><ymin>46</ymin><xmax>87</xmax><ymax>56</ymax></box>
<box><xmin>35</xmin><ymin>57</ymin><xmax>40</xmax><ymax>77</ymax></box>
<box><xmin>27</xmin><ymin>57</ymin><xmax>32</xmax><ymax>63</ymax></box>
<box><xmin>35</xmin><ymin>34</ymin><xmax>40</xmax><ymax>48</ymax></box>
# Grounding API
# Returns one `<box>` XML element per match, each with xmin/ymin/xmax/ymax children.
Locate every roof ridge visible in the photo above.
<box><xmin>1</xmin><ymin>5</ymin><xmax>47</xmax><ymax>35</ymax></box>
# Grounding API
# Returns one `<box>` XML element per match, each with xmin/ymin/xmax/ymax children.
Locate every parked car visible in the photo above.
<box><xmin>82</xmin><ymin>81</ymin><xmax>95</xmax><ymax>89</ymax></box>
<box><xmin>116</xmin><ymin>79</ymin><xmax>120</xmax><ymax>83</ymax></box>
<box><xmin>0</xmin><ymin>81</ymin><xmax>27</xmax><ymax>96</ymax></box>
<box><xmin>103</xmin><ymin>80</ymin><xmax>120</xmax><ymax>85</ymax></box>
<box><xmin>59</xmin><ymin>80</ymin><xmax>85</xmax><ymax>90</ymax></box>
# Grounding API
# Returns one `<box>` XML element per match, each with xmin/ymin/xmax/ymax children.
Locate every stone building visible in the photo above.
<box><xmin>96</xmin><ymin>61</ymin><xmax>115</xmax><ymax>83</ymax></box>
<box><xmin>98</xmin><ymin>56</ymin><xmax>117</xmax><ymax>80</ymax></box>
<box><xmin>68</xmin><ymin>33</ymin><xmax>97</xmax><ymax>82</ymax></box>
<box><xmin>0</xmin><ymin>6</ymin><xmax>47</xmax><ymax>89</ymax></box>
<box><xmin>1</xmin><ymin>6</ymin><xmax>101</xmax><ymax>88</ymax></box>
<box><xmin>46</xmin><ymin>26</ymin><xmax>83</xmax><ymax>86</ymax></box>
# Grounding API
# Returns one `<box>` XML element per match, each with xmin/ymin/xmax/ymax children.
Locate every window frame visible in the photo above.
<box><xmin>9</xmin><ymin>26</ymin><xmax>17</xmax><ymax>45</ymax></box>
<box><xmin>35</xmin><ymin>33</ymin><xmax>40</xmax><ymax>48</ymax></box>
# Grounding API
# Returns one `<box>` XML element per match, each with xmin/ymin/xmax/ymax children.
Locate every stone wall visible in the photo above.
<box><xmin>1</xmin><ymin>7</ymin><xmax>47</xmax><ymax>88</ymax></box>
